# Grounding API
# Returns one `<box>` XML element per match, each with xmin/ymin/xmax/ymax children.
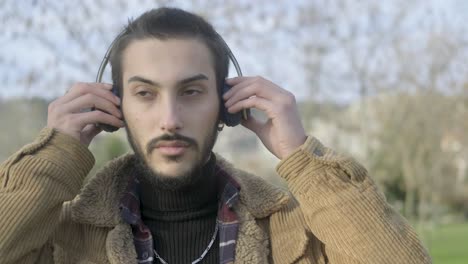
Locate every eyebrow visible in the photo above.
<box><xmin>127</xmin><ymin>74</ymin><xmax>209</xmax><ymax>87</ymax></box>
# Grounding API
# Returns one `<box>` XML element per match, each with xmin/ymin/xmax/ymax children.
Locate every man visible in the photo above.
<box><xmin>0</xmin><ymin>7</ymin><xmax>431</xmax><ymax>264</ymax></box>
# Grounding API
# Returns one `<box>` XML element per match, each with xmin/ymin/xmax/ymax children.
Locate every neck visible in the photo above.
<box><xmin>138</xmin><ymin>154</ymin><xmax>220</xmax><ymax>263</ymax></box>
<box><xmin>139</xmin><ymin>154</ymin><xmax>218</xmax><ymax>213</ymax></box>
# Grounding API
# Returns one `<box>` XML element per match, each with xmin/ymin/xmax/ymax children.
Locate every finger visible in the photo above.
<box><xmin>227</xmin><ymin>96</ymin><xmax>274</xmax><ymax>116</ymax></box>
<box><xmin>63</xmin><ymin>93</ymin><xmax>122</xmax><ymax>118</ymax></box>
<box><xmin>223</xmin><ymin>77</ymin><xmax>258</xmax><ymax>99</ymax></box>
<box><xmin>73</xmin><ymin>110</ymin><xmax>124</xmax><ymax>130</ymax></box>
<box><xmin>240</xmin><ymin>115</ymin><xmax>264</xmax><ymax>134</ymax></box>
<box><xmin>61</xmin><ymin>82</ymin><xmax>113</xmax><ymax>103</ymax></box>
<box><xmin>225</xmin><ymin>77</ymin><xmax>286</xmax><ymax>105</ymax></box>
<box><xmin>224</xmin><ymin>82</ymin><xmax>272</xmax><ymax>108</ymax></box>
<box><xmin>57</xmin><ymin>82</ymin><xmax>119</xmax><ymax>106</ymax></box>
<box><xmin>225</xmin><ymin>76</ymin><xmax>254</xmax><ymax>86</ymax></box>
<box><xmin>81</xmin><ymin>123</ymin><xmax>103</xmax><ymax>139</ymax></box>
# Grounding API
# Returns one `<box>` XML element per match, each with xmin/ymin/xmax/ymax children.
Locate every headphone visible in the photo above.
<box><xmin>95</xmin><ymin>31</ymin><xmax>250</xmax><ymax>132</ymax></box>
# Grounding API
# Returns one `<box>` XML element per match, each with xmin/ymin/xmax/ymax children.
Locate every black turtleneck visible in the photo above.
<box><xmin>139</xmin><ymin>154</ymin><xmax>219</xmax><ymax>264</ymax></box>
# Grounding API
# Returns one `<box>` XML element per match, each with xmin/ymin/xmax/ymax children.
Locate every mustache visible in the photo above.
<box><xmin>146</xmin><ymin>133</ymin><xmax>198</xmax><ymax>154</ymax></box>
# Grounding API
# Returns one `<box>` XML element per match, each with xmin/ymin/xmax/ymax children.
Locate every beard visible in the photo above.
<box><xmin>125</xmin><ymin>121</ymin><xmax>219</xmax><ymax>191</ymax></box>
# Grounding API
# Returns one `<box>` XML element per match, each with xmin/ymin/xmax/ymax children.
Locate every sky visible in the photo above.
<box><xmin>0</xmin><ymin>0</ymin><xmax>466</xmax><ymax>102</ymax></box>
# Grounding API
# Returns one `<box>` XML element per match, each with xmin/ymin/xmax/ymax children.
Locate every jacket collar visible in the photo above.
<box><xmin>70</xmin><ymin>153</ymin><xmax>290</xmax><ymax>227</ymax></box>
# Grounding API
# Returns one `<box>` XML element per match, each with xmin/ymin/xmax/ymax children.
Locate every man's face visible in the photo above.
<box><xmin>121</xmin><ymin>38</ymin><xmax>220</xmax><ymax>184</ymax></box>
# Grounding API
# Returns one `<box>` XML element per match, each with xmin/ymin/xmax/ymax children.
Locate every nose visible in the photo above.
<box><xmin>159</xmin><ymin>96</ymin><xmax>183</xmax><ymax>133</ymax></box>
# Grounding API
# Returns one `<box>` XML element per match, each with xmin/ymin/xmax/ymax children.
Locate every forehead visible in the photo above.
<box><xmin>121</xmin><ymin>38</ymin><xmax>216</xmax><ymax>82</ymax></box>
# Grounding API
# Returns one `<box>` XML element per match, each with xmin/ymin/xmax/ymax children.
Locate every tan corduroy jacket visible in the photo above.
<box><xmin>0</xmin><ymin>128</ymin><xmax>431</xmax><ymax>263</ymax></box>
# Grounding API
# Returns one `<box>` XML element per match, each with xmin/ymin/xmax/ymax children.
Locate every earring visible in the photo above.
<box><xmin>217</xmin><ymin>123</ymin><xmax>225</xmax><ymax>131</ymax></box>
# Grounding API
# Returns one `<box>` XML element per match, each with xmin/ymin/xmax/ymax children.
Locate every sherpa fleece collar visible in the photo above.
<box><xmin>69</xmin><ymin>153</ymin><xmax>290</xmax><ymax>227</ymax></box>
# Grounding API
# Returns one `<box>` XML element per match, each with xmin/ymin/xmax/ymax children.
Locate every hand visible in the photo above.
<box><xmin>224</xmin><ymin>76</ymin><xmax>307</xmax><ymax>160</ymax></box>
<box><xmin>47</xmin><ymin>82</ymin><xmax>124</xmax><ymax>147</ymax></box>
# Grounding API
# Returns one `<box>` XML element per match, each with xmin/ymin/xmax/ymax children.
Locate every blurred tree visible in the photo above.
<box><xmin>368</xmin><ymin>92</ymin><xmax>461</xmax><ymax>221</ymax></box>
<box><xmin>88</xmin><ymin>133</ymin><xmax>130</xmax><ymax>182</ymax></box>
<box><xmin>298</xmin><ymin>0</ymin><xmax>468</xmax><ymax>224</ymax></box>
<box><xmin>1</xmin><ymin>0</ymin><xmax>467</xmax><ymax>225</ymax></box>
<box><xmin>0</xmin><ymin>97</ymin><xmax>48</xmax><ymax>161</ymax></box>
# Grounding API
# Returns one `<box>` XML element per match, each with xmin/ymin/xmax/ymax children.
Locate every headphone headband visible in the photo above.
<box><xmin>95</xmin><ymin>32</ymin><xmax>243</xmax><ymax>83</ymax></box>
<box><xmin>95</xmin><ymin>31</ymin><xmax>248</xmax><ymax>121</ymax></box>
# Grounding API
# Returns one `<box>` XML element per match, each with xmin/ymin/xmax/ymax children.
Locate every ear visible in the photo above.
<box><xmin>217</xmin><ymin>121</ymin><xmax>225</xmax><ymax>132</ymax></box>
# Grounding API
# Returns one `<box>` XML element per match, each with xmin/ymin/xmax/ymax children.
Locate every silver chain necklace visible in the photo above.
<box><xmin>153</xmin><ymin>221</ymin><xmax>219</xmax><ymax>264</ymax></box>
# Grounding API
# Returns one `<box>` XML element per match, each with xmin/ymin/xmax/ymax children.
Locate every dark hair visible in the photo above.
<box><xmin>109</xmin><ymin>7</ymin><xmax>230</xmax><ymax>97</ymax></box>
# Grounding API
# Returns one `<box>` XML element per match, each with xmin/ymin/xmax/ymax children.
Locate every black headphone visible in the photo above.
<box><xmin>95</xmin><ymin>31</ymin><xmax>250</xmax><ymax>132</ymax></box>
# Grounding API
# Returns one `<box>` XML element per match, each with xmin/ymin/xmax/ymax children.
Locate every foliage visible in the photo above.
<box><xmin>422</xmin><ymin>222</ymin><xmax>468</xmax><ymax>264</ymax></box>
<box><xmin>0</xmin><ymin>97</ymin><xmax>49</xmax><ymax>161</ymax></box>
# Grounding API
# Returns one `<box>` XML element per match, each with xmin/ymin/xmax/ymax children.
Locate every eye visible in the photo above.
<box><xmin>136</xmin><ymin>90</ymin><xmax>153</xmax><ymax>97</ymax></box>
<box><xmin>182</xmin><ymin>88</ymin><xmax>202</xmax><ymax>96</ymax></box>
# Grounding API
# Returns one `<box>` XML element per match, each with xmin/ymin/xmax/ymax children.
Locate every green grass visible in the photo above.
<box><xmin>420</xmin><ymin>222</ymin><xmax>468</xmax><ymax>264</ymax></box>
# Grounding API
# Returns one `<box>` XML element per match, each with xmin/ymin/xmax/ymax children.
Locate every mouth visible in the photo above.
<box><xmin>154</xmin><ymin>140</ymin><xmax>190</xmax><ymax>156</ymax></box>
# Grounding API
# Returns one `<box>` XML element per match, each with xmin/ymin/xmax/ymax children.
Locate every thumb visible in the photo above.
<box><xmin>81</xmin><ymin>124</ymin><xmax>103</xmax><ymax>145</ymax></box>
<box><xmin>241</xmin><ymin>115</ymin><xmax>263</xmax><ymax>135</ymax></box>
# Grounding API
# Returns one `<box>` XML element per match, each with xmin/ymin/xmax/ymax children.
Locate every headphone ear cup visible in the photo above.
<box><xmin>96</xmin><ymin>84</ymin><xmax>121</xmax><ymax>132</ymax></box>
<box><xmin>221</xmin><ymin>82</ymin><xmax>242</xmax><ymax>127</ymax></box>
<box><xmin>111</xmin><ymin>84</ymin><xmax>120</xmax><ymax>98</ymax></box>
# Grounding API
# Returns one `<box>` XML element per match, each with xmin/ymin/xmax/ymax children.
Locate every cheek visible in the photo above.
<box><xmin>123</xmin><ymin>102</ymin><xmax>149</xmax><ymax>144</ymax></box>
<box><xmin>186</xmin><ymin>98</ymin><xmax>219</xmax><ymax>126</ymax></box>
<box><xmin>196</xmin><ymin>102</ymin><xmax>219</xmax><ymax>141</ymax></box>
<box><xmin>123</xmin><ymin>98</ymin><xmax>150</xmax><ymax>125</ymax></box>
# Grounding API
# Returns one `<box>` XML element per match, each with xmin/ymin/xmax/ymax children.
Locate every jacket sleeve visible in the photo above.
<box><xmin>275</xmin><ymin>136</ymin><xmax>432</xmax><ymax>263</ymax></box>
<box><xmin>0</xmin><ymin>127</ymin><xmax>94</xmax><ymax>263</ymax></box>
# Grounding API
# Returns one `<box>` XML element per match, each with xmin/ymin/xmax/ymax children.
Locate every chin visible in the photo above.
<box><xmin>150</xmin><ymin>153</ymin><xmax>197</xmax><ymax>171</ymax></box>
<box><xmin>153</xmin><ymin>167</ymin><xmax>191</xmax><ymax>179</ymax></box>
<box><xmin>149</xmin><ymin>157</ymin><xmax>196</xmax><ymax>178</ymax></box>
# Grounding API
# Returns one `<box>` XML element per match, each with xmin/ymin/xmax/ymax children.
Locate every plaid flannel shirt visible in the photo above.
<box><xmin>120</xmin><ymin>164</ymin><xmax>241</xmax><ymax>264</ymax></box>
